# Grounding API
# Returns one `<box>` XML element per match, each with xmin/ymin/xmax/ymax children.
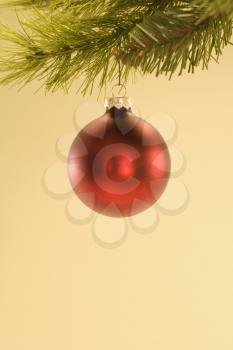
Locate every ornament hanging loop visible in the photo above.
<box><xmin>105</xmin><ymin>46</ymin><xmax>129</xmax><ymax>109</ymax></box>
<box><xmin>105</xmin><ymin>85</ymin><xmax>131</xmax><ymax>109</ymax></box>
<box><xmin>111</xmin><ymin>83</ymin><xmax>127</xmax><ymax>98</ymax></box>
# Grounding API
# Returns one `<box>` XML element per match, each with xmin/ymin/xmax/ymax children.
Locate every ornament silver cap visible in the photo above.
<box><xmin>104</xmin><ymin>84</ymin><xmax>132</xmax><ymax>109</ymax></box>
<box><xmin>104</xmin><ymin>96</ymin><xmax>132</xmax><ymax>109</ymax></box>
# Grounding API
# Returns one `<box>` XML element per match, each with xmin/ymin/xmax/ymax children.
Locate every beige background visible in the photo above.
<box><xmin>1</xmin><ymin>9</ymin><xmax>233</xmax><ymax>350</ymax></box>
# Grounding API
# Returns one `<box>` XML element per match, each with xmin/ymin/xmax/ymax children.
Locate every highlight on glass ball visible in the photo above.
<box><xmin>68</xmin><ymin>96</ymin><xmax>171</xmax><ymax>217</ymax></box>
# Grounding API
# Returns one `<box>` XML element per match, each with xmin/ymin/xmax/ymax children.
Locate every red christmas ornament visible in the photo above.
<box><xmin>68</xmin><ymin>97</ymin><xmax>170</xmax><ymax>217</ymax></box>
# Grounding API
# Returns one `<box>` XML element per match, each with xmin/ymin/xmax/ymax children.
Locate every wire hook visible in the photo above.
<box><xmin>111</xmin><ymin>84</ymin><xmax>127</xmax><ymax>98</ymax></box>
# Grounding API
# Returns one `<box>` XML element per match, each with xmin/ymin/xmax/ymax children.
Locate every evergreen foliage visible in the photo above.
<box><xmin>0</xmin><ymin>0</ymin><xmax>232</xmax><ymax>93</ymax></box>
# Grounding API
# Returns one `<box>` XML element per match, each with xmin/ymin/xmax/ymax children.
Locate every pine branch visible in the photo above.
<box><xmin>0</xmin><ymin>0</ymin><xmax>94</xmax><ymax>9</ymax></box>
<box><xmin>115</xmin><ymin>5</ymin><xmax>233</xmax><ymax>79</ymax></box>
<box><xmin>0</xmin><ymin>1</ymin><xmax>166</xmax><ymax>93</ymax></box>
<box><xmin>0</xmin><ymin>0</ymin><xmax>232</xmax><ymax>94</ymax></box>
<box><xmin>194</xmin><ymin>0</ymin><xmax>233</xmax><ymax>19</ymax></box>
<box><xmin>0</xmin><ymin>0</ymin><xmax>174</xmax><ymax>11</ymax></box>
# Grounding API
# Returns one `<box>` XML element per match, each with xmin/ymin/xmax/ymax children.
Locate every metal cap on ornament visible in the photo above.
<box><xmin>104</xmin><ymin>84</ymin><xmax>132</xmax><ymax>110</ymax></box>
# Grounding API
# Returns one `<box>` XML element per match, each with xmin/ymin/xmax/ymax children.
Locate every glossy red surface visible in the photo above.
<box><xmin>68</xmin><ymin>107</ymin><xmax>170</xmax><ymax>217</ymax></box>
